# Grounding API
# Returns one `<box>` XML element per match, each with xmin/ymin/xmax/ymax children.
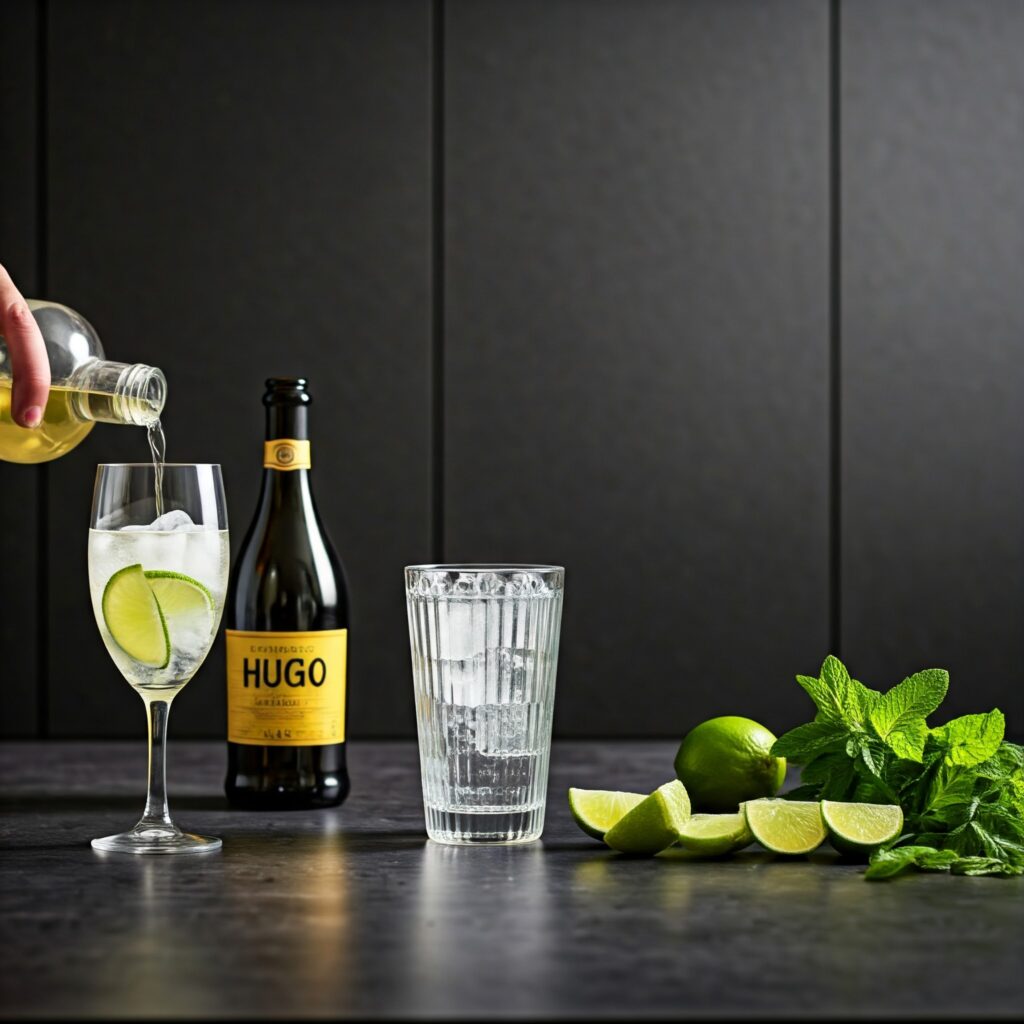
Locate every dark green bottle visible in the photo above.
<box><xmin>225</xmin><ymin>378</ymin><xmax>350</xmax><ymax>809</ymax></box>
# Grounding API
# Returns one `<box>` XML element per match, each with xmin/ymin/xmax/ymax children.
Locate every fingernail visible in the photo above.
<box><xmin>22</xmin><ymin>405</ymin><xmax>43</xmax><ymax>428</ymax></box>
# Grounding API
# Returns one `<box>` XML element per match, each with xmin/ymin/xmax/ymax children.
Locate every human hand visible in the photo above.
<box><xmin>1</xmin><ymin>263</ymin><xmax>50</xmax><ymax>427</ymax></box>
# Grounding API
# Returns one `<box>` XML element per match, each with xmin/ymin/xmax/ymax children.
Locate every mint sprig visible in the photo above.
<box><xmin>869</xmin><ymin>668</ymin><xmax>948</xmax><ymax>761</ymax></box>
<box><xmin>773</xmin><ymin>656</ymin><xmax>1023</xmax><ymax>881</ymax></box>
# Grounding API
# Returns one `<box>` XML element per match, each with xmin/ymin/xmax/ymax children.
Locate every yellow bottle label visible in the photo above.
<box><xmin>263</xmin><ymin>439</ymin><xmax>311</xmax><ymax>471</ymax></box>
<box><xmin>226</xmin><ymin>629</ymin><xmax>346</xmax><ymax>746</ymax></box>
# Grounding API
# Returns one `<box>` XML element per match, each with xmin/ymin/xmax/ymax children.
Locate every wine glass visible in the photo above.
<box><xmin>88</xmin><ymin>464</ymin><xmax>229</xmax><ymax>854</ymax></box>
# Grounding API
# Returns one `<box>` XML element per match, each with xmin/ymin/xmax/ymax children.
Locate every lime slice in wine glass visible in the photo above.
<box><xmin>146</xmin><ymin>570</ymin><xmax>217</xmax><ymax>658</ymax></box>
<box><xmin>101</xmin><ymin>564</ymin><xmax>170</xmax><ymax>668</ymax></box>
<box><xmin>146</xmin><ymin>573</ymin><xmax>214</xmax><ymax>618</ymax></box>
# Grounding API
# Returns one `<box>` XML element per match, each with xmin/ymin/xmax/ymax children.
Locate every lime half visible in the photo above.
<box><xmin>568</xmin><ymin>788</ymin><xmax>646</xmax><ymax>841</ymax></box>
<box><xmin>673</xmin><ymin>812</ymin><xmax>754</xmax><ymax>856</ymax></box>
<box><xmin>603</xmin><ymin>780</ymin><xmax>691</xmax><ymax>855</ymax></box>
<box><xmin>102</xmin><ymin>564</ymin><xmax>170</xmax><ymax>668</ymax></box>
<box><xmin>743</xmin><ymin>799</ymin><xmax>826</xmax><ymax>855</ymax></box>
<box><xmin>821</xmin><ymin>800</ymin><xmax>903</xmax><ymax>856</ymax></box>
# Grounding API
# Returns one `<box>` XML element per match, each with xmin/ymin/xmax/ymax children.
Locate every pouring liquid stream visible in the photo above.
<box><xmin>147</xmin><ymin>419</ymin><xmax>166</xmax><ymax>518</ymax></box>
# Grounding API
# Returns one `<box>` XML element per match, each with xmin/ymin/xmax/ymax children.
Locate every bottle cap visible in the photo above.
<box><xmin>263</xmin><ymin>377</ymin><xmax>310</xmax><ymax>406</ymax></box>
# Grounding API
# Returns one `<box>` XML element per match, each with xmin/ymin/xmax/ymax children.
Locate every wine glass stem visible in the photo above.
<box><xmin>141</xmin><ymin>697</ymin><xmax>174</xmax><ymax>829</ymax></box>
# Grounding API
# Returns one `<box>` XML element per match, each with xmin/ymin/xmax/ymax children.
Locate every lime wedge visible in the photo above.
<box><xmin>604</xmin><ymin>780</ymin><xmax>691</xmax><ymax>855</ymax></box>
<box><xmin>743</xmin><ymin>799</ymin><xmax>826</xmax><ymax>855</ymax></box>
<box><xmin>145</xmin><ymin>571</ymin><xmax>214</xmax><ymax>627</ymax></box>
<box><xmin>568</xmin><ymin>788</ymin><xmax>646</xmax><ymax>840</ymax></box>
<box><xmin>102</xmin><ymin>564</ymin><xmax>170</xmax><ymax>669</ymax></box>
<box><xmin>821</xmin><ymin>800</ymin><xmax>904</xmax><ymax>856</ymax></box>
<box><xmin>673</xmin><ymin>812</ymin><xmax>754</xmax><ymax>856</ymax></box>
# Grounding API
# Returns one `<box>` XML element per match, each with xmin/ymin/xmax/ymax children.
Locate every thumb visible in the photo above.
<box><xmin>3</xmin><ymin>298</ymin><xmax>51</xmax><ymax>427</ymax></box>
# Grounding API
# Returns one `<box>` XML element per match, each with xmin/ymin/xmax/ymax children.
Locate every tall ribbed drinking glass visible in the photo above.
<box><xmin>405</xmin><ymin>565</ymin><xmax>564</xmax><ymax>844</ymax></box>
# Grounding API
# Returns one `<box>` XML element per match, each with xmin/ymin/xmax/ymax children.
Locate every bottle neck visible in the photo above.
<box><xmin>266</xmin><ymin>402</ymin><xmax>308</xmax><ymax>442</ymax></box>
<box><xmin>262</xmin><ymin>402</ymin><xmax>313</xmax><ymax>493</ymax></box>
<box><xmin>70</xmin><ymin>360</ymin><xmax>166</xmax><ymax>426</ymax></box>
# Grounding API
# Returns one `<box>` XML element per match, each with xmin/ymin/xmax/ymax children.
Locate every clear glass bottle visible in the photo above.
<box><xmin>0</xmin><ymin>299</ymin><xmax>166</xmax><ymax>463</ymax></box>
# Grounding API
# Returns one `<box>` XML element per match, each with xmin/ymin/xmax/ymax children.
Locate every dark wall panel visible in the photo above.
<box><xmin>842</xmin><ymin>0</ymin><xmax>1024</xmax><ymax>725</ymax></box>
<box><xmin>0</xmin><ymin>0</ymin><xmax>41</xmax><ymax>737</ymax></box>
<box><xmin>45</xmin><ymin>0</ymin><xmax>431</xmax><ymax>737</ymax></box>
<box><xmin>444</xmin><ymin>0</ymin><xmax>831</xmax><ymax>736</ymax></box>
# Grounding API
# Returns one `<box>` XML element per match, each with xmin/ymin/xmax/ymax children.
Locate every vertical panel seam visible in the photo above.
<box><xmin>36</xmin><ymin>0</ymin><xmax>49</xmax><ymax>738</ymax></box>
<box><xmin>430</xmin><ymin>0</ymin><xmax>446</xmax><ymax>563</ymax></box>
<box><xmin>829</xmin><ymin>0</ymin><xmax>842</xmax><ymax>660</ymax></box>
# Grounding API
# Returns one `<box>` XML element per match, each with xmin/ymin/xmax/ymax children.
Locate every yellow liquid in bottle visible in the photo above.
<box><xmin>0</xmin><ymin>379</ymin><xmax>95</xmax><ymax>463</ymax></box>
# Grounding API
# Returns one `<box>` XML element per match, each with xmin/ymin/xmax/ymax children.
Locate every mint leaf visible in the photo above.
<box><xmin>796</xmin><ymin>656</ymin><xmax>871</xmax><ymax>728</ymax></box>
<box><xmin>932</xmin><ymin>709</ymin><xmax>1005</xmax><ymax>767</ymax></box>
<box><xmin>858</xmin><ymin>736</ymin><xmax>886</xmax><ymax>777</ymax></box>
<box><xmin>864</xmin><ymin>847</ymin><xmax>921</xmax><ymax>879</ymax></box>
<box><xmin>802</xmin><ymin>752</ymin><xmax>845</xmax><ymax>785</ymax></box>
<box><xmin>950</xmin><ymin>857</ymin><xmax>1024</xmax><ymax>878</ymax></box>
<box><xmin>917</xmin><ymin>848</ymin><xmax>963</xmax><ymax>870</ymax></box>
<box><xmin>802</xmin><ymin>750</ymin><xmax>857</xmax><ymax>800</ymax></box>
<box><xmin>820</xmin><ymin>655</ymin><xmax>860</xmax><ymax>726</ymax></box>
<box><xmin>975</xmin><ymin>741</ymin><xmax>1024</xmax><ymax>780</ymax></box>
<box><xmin>869</xmin><ymin>668</ymin><xmax>949</xmax><ymax>761</ymax></box>
<box><xmin>920</xmin><ymin>802</ymin><xmax>976</xmax><ymax>834</ymax></box>
<box><xmin>783</xmin><ymin>783</ymin><xmax>823</xmax><ymax>801</ymax></box>
<box><xmin>771</xmin><ymin>721</ymin><xmax>845</xmax><ymax>762</ymax></box>
<box><xmin>851</xmin><ymin>778</ymin><xmax>893</xmax><ymax>804</ymax></box>
<box><xmin>852</xmin><ymin>737</ymin><xmax>900</xmax><ymax>802</ymax></box>
<box><xmin>892</xmin><ymin>751</ymin><xmax>943</xmax><ymax>810</ymax></box>
<box><xmin>924</xmin><ymin>765</ymin><xmax>977</xmax><ymax>816</ymax></box>
<box><xmin>918</xmin><ymin>818</ymin><xmax>979</xmax><ymax>855</ymax></box>
<box><xmin>795</xmin><ymin>673</ymin><xmax>843</xmax><ymax>724</ymax></box>
<box><xmin>864</xmin><ymin>856</ymin><xmax>910</xmax><ymax>881</ymax></box>
<box><xmin>849</xmin><ymin>678</ymin><xmax>883</xmax><ymax>722</ymax></box>
<box><xmin>884</xmin><ymin>718</ymin><xmax>930</xmax><ymax>762</ymax></box>
<box><xmin>973</xmin><ymin>744</ymin><xmax>1024</xmax><ymax>817</ymax></box>
<box><xmin>865</xmin><ymin>845</ymin><xmax>958</xmax><ymax>880</ymax></box>
<box><xmin>970</xmin><ymin>810</ymin><xmax>1024</xmax><ymax>863</ymax></box>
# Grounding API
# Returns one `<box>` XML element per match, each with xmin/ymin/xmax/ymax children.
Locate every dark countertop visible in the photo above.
<box><xmin>2</xmin><ymin>741</ymin><xmax>1022</xmax><ymax>1020</ymax></box>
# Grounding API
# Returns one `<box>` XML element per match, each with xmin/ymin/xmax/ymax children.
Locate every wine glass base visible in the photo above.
<box><xmin>91</xmin><ymin>826</ymin><xmax>222</xmax><ymax>856</ymax></box>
